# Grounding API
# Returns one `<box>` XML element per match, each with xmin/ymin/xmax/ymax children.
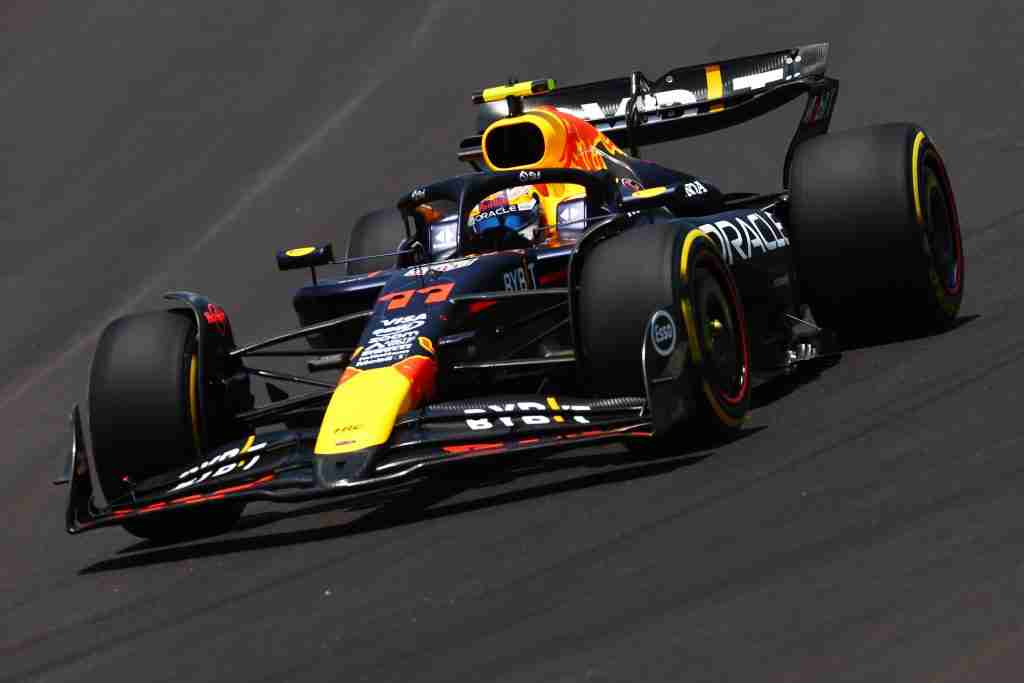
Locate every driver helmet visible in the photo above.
<box><xmin>469</xmin><ymin>187</ymin><xmax>541</xmax><ymax>246</ymax></box>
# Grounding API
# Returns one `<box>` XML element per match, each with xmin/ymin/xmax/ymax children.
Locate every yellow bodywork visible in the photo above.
<box><xmin>314</xmin><ymin>357</ymin><xmax>435</xmax><ymax>456</ymax></box>
<box><xmin>314</xmin><ymin>367</ymin><xmax>413</xmax><ymax>455</ymax></box>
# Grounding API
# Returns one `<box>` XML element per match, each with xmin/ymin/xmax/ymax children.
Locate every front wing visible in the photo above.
<box><xmin>61</xmin><ymin>397</ymin><xmax>654</xmax><ymax>534</ymax></box>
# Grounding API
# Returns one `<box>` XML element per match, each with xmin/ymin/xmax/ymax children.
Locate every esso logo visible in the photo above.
<box><xmin>651</xmin><ymin>310</ymin><xmax>677</xmax><ymax>357</ymax></box>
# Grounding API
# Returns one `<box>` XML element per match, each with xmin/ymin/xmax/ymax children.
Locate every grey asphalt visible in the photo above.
<box><xmin>4</xmin><ymin>1</ymin><xmax>1024</xmax><ymax>681</ymax></box>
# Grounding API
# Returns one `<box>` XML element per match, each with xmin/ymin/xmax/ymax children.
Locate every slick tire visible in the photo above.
<box><xmin>346</xmin><ymin>208</ymin><xmax>408</xmax><ymax>275</ymax></box>
<box><xmin>789</xmin><ymin>123</ymin><xmax>964</xmax><ymax>342</ymax></box>
<box><xmin>578</xmin><ymin>224</ymin><xmax>751</xmax><ymax>441</ymax></box>
<box><xmin>89</xmin><ymin>311</ymin><xmax>244</xmax><ymax>541</ymax></box>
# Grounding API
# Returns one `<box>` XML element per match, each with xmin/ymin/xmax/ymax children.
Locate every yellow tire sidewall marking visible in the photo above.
<box><xmin>680</xmin><ymin>229</ymin><xmax>746</xmax><ymax>429</ymax></box>
<box><xmin>188</xmin><ymin>353</ymin><xmax>201</xmax><ymax>454</ymax></box>
<box><xmin>679</xmin><ymin>230</ymin><xmax>713</xmax><ymax>364</ymax></box>
<box><xmin>911</xmin><ymin>131</ymin><xmax>927</xmax><ymax>226</ymax></box>
<box><xmin>703</xmin><ymin>381</ymin><xmax>743</xmax><ymax>428</ymax></box>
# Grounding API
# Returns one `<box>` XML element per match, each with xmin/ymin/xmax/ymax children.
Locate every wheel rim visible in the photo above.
<box><xmin>922</xmin><ymin>163</ymin><xmax>961</xmax><ymax>295</ymax></box>
<box><xmin>693</xmin><ymin>258</ymin><xmax>748</xmax><ymax>404</ymax></box>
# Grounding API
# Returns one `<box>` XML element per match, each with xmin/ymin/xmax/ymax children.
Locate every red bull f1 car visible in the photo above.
<box><xmin>58</xmin><ymin>43</ymin><xmax>965</xmax><ymax>540</ymax></box>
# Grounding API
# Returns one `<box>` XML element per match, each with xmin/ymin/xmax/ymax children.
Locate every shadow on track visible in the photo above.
<box><xmin>79</xmin><ymin>429</ymin><xmax>763</xmax><ymax>574</ymax></box>
<box><xmin>750</xmin><ymin>314</ymin><xmax>978</xmax><ymax>409</ymax></box>
<box><xmin>751</xmin><ymin>357</ymin><xmax>841</xmax><ymax>410</ymax></box>
<box><xmin>837</xmin><ymin>314</ymin><xmax>979</xmax><ymax>352</ymax></box>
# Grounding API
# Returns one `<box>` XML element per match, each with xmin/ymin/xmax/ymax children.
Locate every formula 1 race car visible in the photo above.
<box><xmin>58</xmin><ymin>43</ymin><xmax>964</xmax><ymax>540</ymax></box>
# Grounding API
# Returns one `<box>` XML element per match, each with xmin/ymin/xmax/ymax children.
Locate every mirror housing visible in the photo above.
<box><xmin>276</xmin><ymin>244</ymin><xmax>334</xmax><ymax>271</ymax></box>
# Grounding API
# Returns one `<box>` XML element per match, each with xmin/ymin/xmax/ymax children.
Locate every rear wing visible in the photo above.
<box><xmin>459</xmin><ymin>42</ymin><xmax>839</xmax><ymax>187</ymax></box>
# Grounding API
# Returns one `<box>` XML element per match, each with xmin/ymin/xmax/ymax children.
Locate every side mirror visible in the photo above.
<box><xmin>276</xmin><ymin>244</ymin><xmax>334</xmax><ymax>271</ymax></box>
<box><xmin>617</xmin><ymin>185</ymin><xmax>682</xmax><ymax>212</ymax></box>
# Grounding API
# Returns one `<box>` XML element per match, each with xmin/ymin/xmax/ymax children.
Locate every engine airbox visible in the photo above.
<box><xmin>481</xmin><ymin>111</ymin><xmax>568</xmax><ymax>171</ymax></box>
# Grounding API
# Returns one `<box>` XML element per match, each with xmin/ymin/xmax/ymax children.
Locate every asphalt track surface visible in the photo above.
<box><xmin>3</xmin><ymin>1</ymin><xmax>1024</xmax><ymax>681</ymax></box>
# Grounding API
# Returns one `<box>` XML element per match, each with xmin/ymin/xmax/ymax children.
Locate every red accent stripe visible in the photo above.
<box><xmin>468</xmin><ymin>300</ymin><xmax>498</xmax><ymax>314</ymax></box>
<box><xmin>538</xmin><ymin>270</ymin><xmax>567</xmax><ymax>286</ymax></box>
<box><xmin>171</xmin><ymin>494</ymin><xmax>205</xmax><ymax>505</ymax></box>
<box><xmin>112</xmin><ymin>474</ymin><xmax>276</xmax><ymax>518</ymax></box>
<box><xmin>443</xmin><ymin>442</ymin><xmax>504</xmax><ymax>454</ymax></box>
<box><xmin>207</xmin><ymin>474</ymin><xmax>275</xmax><ymax>497</ymax></box>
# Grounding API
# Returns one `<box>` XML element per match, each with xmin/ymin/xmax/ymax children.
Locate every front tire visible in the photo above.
<box><xmin>89</xmin><ymin>311</ymin><xmax>244</xmax><ymax>540</ymax></box>
<box><xmin>346</xmin><ymin>208</ymin><xmax>408</xmax><ymax>275</ymax></box>
<box><xmin>578</xmin><ymin>223</ymin><xmax>751</xmax><ymax>439</ymax></box>
<box><xmin>789</xmin><ymin>123</ymin><xmax>964</xmax><ymax>341</ymax></box>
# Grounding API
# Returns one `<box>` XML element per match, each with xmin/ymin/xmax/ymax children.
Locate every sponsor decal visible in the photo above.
<box><xmin>411</xmin><ymin>188</ymin><xmax>426</xmax><ymax>201</ymax></box>
<box><xmin>463</xmin><ymin>398</ymin><xmax>592</xmax><ymax>430</ymax></box>
<box><xmin>733</xmin><ymin>68</ymin><xmax>786</xmax><ymax>92</ymax></box>
<box><xmin>518</xmin><ymin>170</ymin><xmax>542</xmax><ymax>183</ymax></box>
<box><xmin>803</xmin><ymin>88</ymin><xmax>835</xmax><ymax>124</ymax></box>
<box><xmin>474</xmin><ymin>188</ymin><xmax>532</xmax><ymax>216</ymax></box>
<box><xmin>355</xmin><ymin>313</ymin><xmax>428</xmax><ymax>367</ymax></box>
<box><xmin>503</xmin><ymin>267</ymin><xmax>530</xmax><ymax>292</ymax></box>
<box><xmin>684</xmin><ymin>181</ymin><xmax>707</xmax><ymax>198</ymax></box>
<box><xmin>171</xmin><ymin>441</ymin><xmax>267</xmax><ymax>492</ymax></box>
<box><xmin>697</xmin><ymin>210</ymin><xmax>789</xmax><ymax>265</ymax></box>
<box><xmin>333</xmin><ymin>424</ymin><xmax>363</xmax><ymax>446</ymax></box>
<box><xmin>478</xmin><ymin>195</ymin><xmax>509</xmax><ymax>212</ymax></box>
<box><xmin>506</xmin><ymin>186</ymin><xmax>533</xmax><ymax>201</ymax></box>
<box><xmin>558</xmin><ymin>88</ymin><xmax>699</xmax><ymax>121</ymax></box>
<box><xmin>405</xmin><ymin>257</ymin><xmax>477</xmax><ymax>277</ymax></box>
<box><xmin>650</xmin><ymin>310</ymin><xmax>677</xmax><ymax>357</ymax></box>
<box><xmin>204</xmin><ymin>303</ymin><xmax>229</xmax><ymax>335</ymax></box>
<box><xmin>378</xmin><ymin>282</ymin><xmax>455</xmax><ymax>311</ymax></box>
<box><xmin>472</xmin><ymin>205</ymin><xmax>525</xmax><ymax>225</ymax></box>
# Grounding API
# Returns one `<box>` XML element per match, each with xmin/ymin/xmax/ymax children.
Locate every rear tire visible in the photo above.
<box><xmin>89</xmin><ymin>311</ymin><xmax>244</xmax><ymax>541</ymax></box>
<box><xmin>789</xmin><ymin>123</ymin><xmax>964</xmax><ymax>342</ymax></box>
<box><xmin>578</xmin><ymin>224</ymin><xmax>751</xmax><ymax>441</ymax></box>
<box><xmin>346</xmin><ymin>208</ymin><xmax>408</xmax><ymax>275</ymax></box>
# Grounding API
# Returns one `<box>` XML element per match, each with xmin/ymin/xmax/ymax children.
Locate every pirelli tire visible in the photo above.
<box><xmin>346</xmin><ymin>208</ymin><xmax>408</xmax><ymax>275</ymax></box>
<box><xmin>89</xmin><ymin>311</ymin><xmax>245</xmax><ymax>541</ymax></box>
<box><xmin>789</xmin><ymin>123</ymin><xmax>964</xmax><ymax>340</ymax></box>
<box><xmin>578</xmin><ymin>223</ymin><xmax>751</xmax><ymax>437</ymax></box>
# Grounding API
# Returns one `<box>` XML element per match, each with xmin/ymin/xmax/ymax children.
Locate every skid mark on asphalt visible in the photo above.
<box><xmin>0</xmin><ymin>0</ymin><xmax>451</xmax><ymax>416</ymax></box>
